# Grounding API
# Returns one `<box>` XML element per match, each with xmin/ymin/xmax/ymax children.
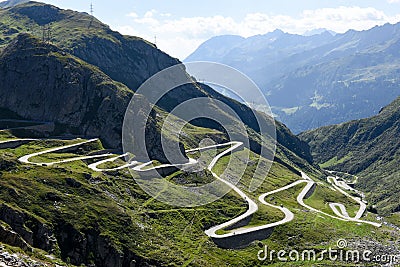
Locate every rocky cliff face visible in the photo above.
<box><xmin>0</xmin><ymin>3</ymin><xmax>315</xmax><ymax>165</ymax></box>
<box><xmin>54</xmin><ymin>221</ymin><xmax>159</xmax><ymax>267</ymax></box>
<box><xmin>70</xmin><ymin>34</ymin><xmax>180</xmax><ymax>93</ymax></box>
<box><xmin>0</xmin><ymin>203</ymin><xmax>159</xmax><ymax>267</ymax></box>
<box><xmin>0</xmin><ymin>203</ymin><xmax>58</xmax><ymax>252</ymax></box>
<box><xmin>0</xmin><ymin>32</ymin><xmax>313</xmax><ymax>165</ymax></box>
<box><xmin>0</xmin><ymin>33</ymin><xmax>189</xmax><ymax>163</ymax></box>
<box><xmin>0</xmin><ymin>34</ymin><xmax>131</xmax><ymax>148</ymax></box>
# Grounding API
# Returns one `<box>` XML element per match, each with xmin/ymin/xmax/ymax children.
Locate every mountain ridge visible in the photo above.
<box><xmin>186</xmin><ymin>22</ymin><xmax>400</xmax><ymax>133</ymax></box>
<box><xmin>299</xmin><ymin>96</ymin><xmax>400</xmax><ymax>214</ymax></box>
<box><xmin>0</xmin><ymin>2</ymin><xmax>397</xmax><ymax>267</ymax></box>
<box><xmin>0</xmin><ymin>2</ymin><xmax>315</xmax><ymax>167</ymax></box>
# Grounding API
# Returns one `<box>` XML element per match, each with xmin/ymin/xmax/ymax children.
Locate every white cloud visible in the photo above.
<box><xmin>160</xmin><ymin>13</ymin><xmax>172</xmax><ymax>18</ymax></box>
<box><xmin>144</xmin><ymin>9</ymin><xmax>157</xmax><ymax>18</ymax></box>
<box><xmin>127</xmin><ymin>12</ymin><xmax>138</xmax><ymax>18</ymax></box>
<box><xmin>115</xmin><ymin>6</ymin><xmax>400</xmax><ymax>59</ymax></box>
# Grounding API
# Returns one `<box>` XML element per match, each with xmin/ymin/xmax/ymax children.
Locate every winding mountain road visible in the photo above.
<box><xmin>88</xmin><ymin>153</ymin><xmax>138</xmax><ymax>172</ymax></box>
<box><xmin>10</xmin><ymin>137</ymin><xmax>381</xmax><ymax>244</ymax></box>
<box><xmin>327</xmin><ymin>176</ymin><xmax>370</xmax><ymax>223</ymax></box>
<box><xmin>18</xmin><ymin>138</ymin><xmax>112</xmax><ymax>166</ymax></box>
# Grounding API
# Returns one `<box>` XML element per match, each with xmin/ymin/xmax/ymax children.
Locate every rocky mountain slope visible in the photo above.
<box><xmin>186</xmin><ymin>24</ymin><xmax>400</xmax><ymax>133</ymax></box>
<box><xmin>0</xmin><ymin>2</ymin><xmax>314</xmax><ymax>165</ymax></box>
<box><xmin>0</xmin><ymin>3</ymin><xmax>327</xmax><ymax>265</ymax></box>
<box><xmin>0</xmin><ymin>1</ymin><xmax>179</xmax><ymax>93</ymax></box>
<box><xmin>0</xmin><ymin>33</ymin><xmax>132</xmax><ymax>148</ymax></box>
<box><xmin>299</xmin><ymin>96</ymin><xmax>400</xmax><ymax>214</ymax></box>
<box><xmin>0</xmin><ymin>2</ymin><xmax>397</xmax><ymax>267</ymax></box>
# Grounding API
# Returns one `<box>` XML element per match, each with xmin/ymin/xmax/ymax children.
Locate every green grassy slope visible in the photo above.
<box><xmin>0</xmin><ymin>2</ymin><xmax>397</xmax><ymax>266</ymax></box>
<box><xmin>299</xmin><ymin>97</ymin><xmax>400</xmax><ymax>215</ymax></box>
<box><xmin>0</xmin><ymin>136</ymin><xmax>396</xmax><ymax>266</ymax></box>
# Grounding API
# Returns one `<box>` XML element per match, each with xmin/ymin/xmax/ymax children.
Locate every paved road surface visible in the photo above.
<box><xmin>12</xmin><ymin>138</ymin><xmax>381</xmax><ymax>242</ymax></box>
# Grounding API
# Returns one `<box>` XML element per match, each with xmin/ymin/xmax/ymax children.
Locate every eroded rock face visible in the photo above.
<box><xmin>0</xmin><ymin>34</ymin><xmax>188</xmax><ymax>164</ymax></box>
<box><xmin>69</xmin><ymin>34</ymin><xmax>180</xmax><ymax>93</ymax></box>
<box><xmin>0</xmin><ymin>204</ymin><xmax>58</xmax><ymax>252</ymax></box>
<box><xmin>0</xmin><ymin>203</ymin><xmax>158</xmax><ymax>267</ymax></box>
<box><xmin>0</xmin><ymin>223</ymin><xmax>31</xmax><ymax>251</ymax></box>
<box><xmin>55</xmin><ymin>222</ymin><xmax>158</xmax><ymax>267</ymax></box>
<box><xmin>0</xmin><ymin>34</ymin><xmax>131</xmax><ymax>149</ymax></box>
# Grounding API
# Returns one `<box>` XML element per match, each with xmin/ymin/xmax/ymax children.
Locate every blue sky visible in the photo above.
<box><xmin>12</xmin><ymin>0</ymin><xmax>400</xmax><ymax>59</ymax></box>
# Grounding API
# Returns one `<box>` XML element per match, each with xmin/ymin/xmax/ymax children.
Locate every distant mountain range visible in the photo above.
<box><xmin>300</xmin><ymin>96</ymin><xmax>400</xmax><ymax>214</ymax></box>
<box><xmin>186</xmin><ymin>24</ymin><xmax>400</xmax><ymax>133</ymax></box>
<box><xmin>303</xmin><ymin>28</ymin><xmax>336</xmax><ymax>36</ymax></box>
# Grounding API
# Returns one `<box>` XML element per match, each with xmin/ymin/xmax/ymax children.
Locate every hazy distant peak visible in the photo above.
<box><xmin>207</xmin><ymin>34</ymin><xmax>245</xmax><ymax>43</ymax></box>
<box><xmin>263</xmin><ymin>29</ymin><xmax>285</xmax><ymax>38</ymax></box>
<box><xmin>303</xmin><ymin>28</ymin><xmax>336</xmax><ymax>36</ymax></box>
<box><xmin>184</xmin><ymin>35</ymin><xmax>245</xmax><ymax>62</ymax></box>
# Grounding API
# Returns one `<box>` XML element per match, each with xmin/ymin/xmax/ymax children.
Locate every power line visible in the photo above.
<box><xmin>41</xmin><ymin>25</ymin><xmax>52</xmax><ymax>44</ymax></box>
<box><xmin>88</xmin><ymin>3</ymin><xmax>94</xmax><ymax>28</ymax></box>
<box><xmin>90</xmin><ymin>3</ymin><xmax>94</xmax><ymax>16</ymax></box>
